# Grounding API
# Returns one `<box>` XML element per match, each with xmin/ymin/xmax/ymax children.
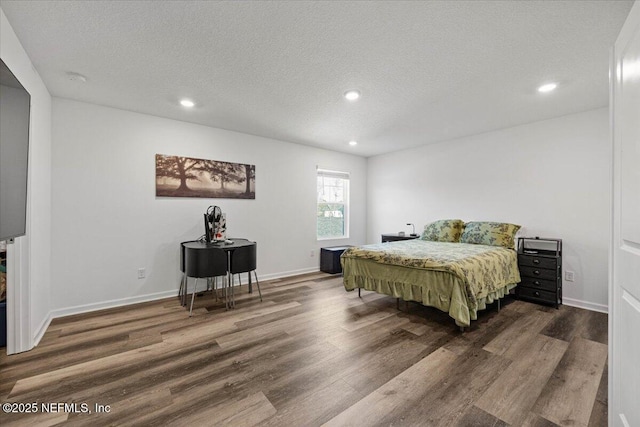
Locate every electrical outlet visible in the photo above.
<box><xmin>565</xmin><ymin>271</ymin><xmax>575</xmax><ymax>282</ymax></box>
<box><xmin>138</xmin><ymin>268</ymin><xmax>146</xmax><ymax>279</ymax></box>
<box><xmin>310</xmin><ymin>250</ymin><xmax>315</xmax><ymax>257</ymax></box>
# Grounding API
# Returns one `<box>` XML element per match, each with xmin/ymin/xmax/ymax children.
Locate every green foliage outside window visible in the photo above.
<box><xmin>317</xmin><ymin>203</ymin><xmax>345</xmax><ymax>238</ymax></box>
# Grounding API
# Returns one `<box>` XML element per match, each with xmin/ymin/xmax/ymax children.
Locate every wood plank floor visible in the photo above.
<box><xmin>0</xmin><ymin>273</ymin><xmax>608</xmax><ymax>426</ymax></box>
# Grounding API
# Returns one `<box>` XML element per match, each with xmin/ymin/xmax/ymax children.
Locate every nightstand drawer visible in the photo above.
<box><xmin>519</xmin><ymin>276</ymin><xmax>557</xmax><ymax>292</ymax></box>
<box><xmin>518</xmin><ymin>255</ymin><xmax>558</xmax><ymax>270</ymax></box>
<box><xmin>517</xmin><ymin>287</ymin><xmax>557</xmax><ymax>303</ymax></box>
<box><xmin>519</xmin><ymin>265</ymin><xmax>558</xmax><ymax>281</ymax></box>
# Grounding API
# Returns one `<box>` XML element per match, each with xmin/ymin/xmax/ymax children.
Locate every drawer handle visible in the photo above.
<box><xmin>533</xmin><ymin>259</ymin><xmax>540</xmax><ymax>264</ymax></box>
<box><xmin>534</xmin><ymin>281</ymin><xmax>541</xmax><ymax>286</ymax></box>
<box><xmin>534</xmin><ymin>270</ymin><xmax>540</xmax><ymax>275</ymax></box>
<box><xmin>534</xmin><ymin>291</ymin><xmax>540</xmax><ymax>297</ymax></box>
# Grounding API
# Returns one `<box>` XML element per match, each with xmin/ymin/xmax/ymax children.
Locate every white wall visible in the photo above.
<box><xmin>367</xmin><ymin>108</ymin><xmax>610</xmax><ymax>311</ymax></box>
<box><xmin>1</xmin><ymin>7</ymin><xmax>53</xmax><ymax>350</ymax></box>
<box><xmin>51</xmin><ymin>98</ymin><xmax>366</xmax><ymax>315</ymax></box>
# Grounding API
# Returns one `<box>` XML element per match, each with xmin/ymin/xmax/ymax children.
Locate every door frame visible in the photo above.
<box><xmin>5</xmin><ymin>236</ymin><xmax>32</xmax><ymax>354</ymax></box>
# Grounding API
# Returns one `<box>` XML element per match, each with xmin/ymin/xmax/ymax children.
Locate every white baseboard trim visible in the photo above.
<box><xmin>259</xmin><ymin>267</ymin><xmax>320</xmax><ymax>281</ymax></box>
<box><xmin>47</xmin><ymin>289</ymin><xmax>179</xmax><ymax>325</ymax></box>
<box><xmin>563</xmin><ymin>297</ymin><xmax>608</xmax><ymax>314</ymax></box>
<box><xmin>32</xmin><ymin>312</ymin><xmax>53</xmax><ymax>348</ymax></box>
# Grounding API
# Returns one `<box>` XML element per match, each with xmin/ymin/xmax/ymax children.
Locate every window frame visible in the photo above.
<box><xmin>316</xmin><ymin>168</ymin><xmax>350</xmax><ymax>240</ymax></box>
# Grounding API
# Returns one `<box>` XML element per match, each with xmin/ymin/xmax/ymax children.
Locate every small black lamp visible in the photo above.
<box><xmin>407</xmin><ymin>223</ymin><xmax>418</xmax><ymax>237</ymax></box>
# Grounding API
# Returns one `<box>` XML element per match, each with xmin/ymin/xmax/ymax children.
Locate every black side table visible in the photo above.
<box><xmin>381</xmin><ymin>234</ymin><xmax>419</xmax><ymax>243</ymax></box>
<box><xmin>320</xmin><ymin>246</ymin><xmax>352</xmax><ymax>274</ymax></box>
<box><xmin>516</xmin><ymin>237</ymin><xmax>562</xmax><ymax>308</ymax></box>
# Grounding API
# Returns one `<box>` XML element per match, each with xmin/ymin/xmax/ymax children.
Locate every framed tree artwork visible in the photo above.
<box><xmin>155</xmin><ymin>154</ymin><xmax>255</xmax><ymax>199</ymax></box>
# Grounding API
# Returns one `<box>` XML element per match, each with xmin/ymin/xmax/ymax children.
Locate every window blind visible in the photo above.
<box><xmin>317</xmin><ymin>169</ymin><xmax>350</xmax><ymax>180</ymax></box>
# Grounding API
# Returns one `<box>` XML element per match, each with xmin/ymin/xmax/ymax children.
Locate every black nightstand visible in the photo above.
<box><xmin>516</xmin><ymin>237</ymin><xmax>562</xmax><ymax>308</ymax></box>
<box><xmin>381</xmin><ymin>234</ymin><xmax>419</xmax><ymax>243</ymax></box>
<box><xmin>320</xmin><ymin>246</ymin><xmax>352</xmax><ymax>274</ymax></box>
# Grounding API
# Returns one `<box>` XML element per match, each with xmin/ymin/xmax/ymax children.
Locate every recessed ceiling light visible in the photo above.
<box><xmin>180</xmin><ymin>99</ymin><xmax>195</xmax><ymax>107</ymax></box>
<box><xmin>349</xmin><ymin>140</ymin><xmax>358</xmax><ymax>146</ymax></box>
<box><xmin>537</xmin><ymin>83</ymin><xmax>557</xmax><ymax>93</ymax></box>
<box><xmin>344</xmin><ymin>90</ymin><xmax>361</xmax><ymax>101</ymax></box>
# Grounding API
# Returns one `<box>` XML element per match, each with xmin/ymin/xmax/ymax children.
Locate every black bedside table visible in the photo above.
<box><xmin>320</xmin><ymin>246</ymin><xmax>352</xmax><ymax>274</ymax></box>
<box><xmin>516</xmin><ymin>237</ymin><xmax>562</xmax><ymax>308</ymax></box>
<box><xmin>381</xmin><ymin>234</ymin><xmax>419</xmax><ymax>243</ymax></box>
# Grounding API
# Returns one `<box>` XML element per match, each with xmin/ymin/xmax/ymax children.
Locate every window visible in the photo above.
<box><xmin>317</xmin><ymin>169</ymin><xmax>349</xmax><ymax>239</ymax></box>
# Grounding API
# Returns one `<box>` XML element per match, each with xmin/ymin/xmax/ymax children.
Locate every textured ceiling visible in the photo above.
<box><xmin>0</xmin><ymin>1</ymin><xmax>633</xmax><ymax>157</ymax></box>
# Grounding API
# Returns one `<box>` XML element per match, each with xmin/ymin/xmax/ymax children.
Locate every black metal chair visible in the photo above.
<box><xmin>230</xmin><ymin>243</ymin><xmax>262</xmax><ymax>304</ymax></box>
<box><xmin>184</xmin><ymin>244</ymin><xmax>228</xmax><ymax>316</ymax></box>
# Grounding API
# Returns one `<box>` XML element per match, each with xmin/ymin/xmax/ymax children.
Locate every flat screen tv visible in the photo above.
<box><xmin>0</xmin><ymin>59</ymin><xmax>31</xmax><ymax>241</ymax></box>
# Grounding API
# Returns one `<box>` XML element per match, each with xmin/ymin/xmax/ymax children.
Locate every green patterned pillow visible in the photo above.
<box><xmin>420</xmin><ymin>219</ymin><xmax>465</xmax><ymax>242</ymax></box>
<box><xmin>460</xmin><ymin>221</ymin><xmax>521</xmax><ymax>248</ymax></box>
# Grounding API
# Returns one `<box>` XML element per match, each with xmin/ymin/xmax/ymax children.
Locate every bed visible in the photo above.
<box><xmin>341</xmin><ymin>220</ymin><xmax>521</xmax><ymax>327</ymax></box>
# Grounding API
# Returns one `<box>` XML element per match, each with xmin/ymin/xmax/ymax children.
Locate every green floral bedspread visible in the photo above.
<box><xmin>341</xmin><ymin>240</ymin><xmax>520</xmax><ymax>326</ymax></box>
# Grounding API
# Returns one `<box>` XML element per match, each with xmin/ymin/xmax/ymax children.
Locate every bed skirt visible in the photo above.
<box><xmin>343</xmin><ymin>257</ymin><xmax>517</xmax><ymax>327</ymax></box>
